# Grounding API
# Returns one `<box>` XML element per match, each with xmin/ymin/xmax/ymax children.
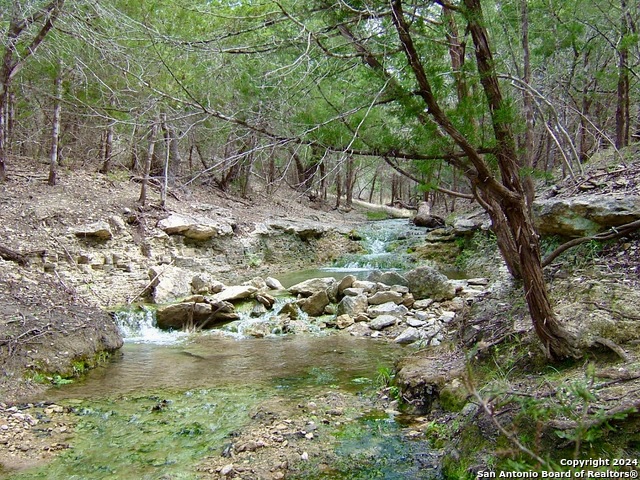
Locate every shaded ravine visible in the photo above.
<box><xmin>1</xmin><ymin>219</ymin><xmax>445</xmax><ymax>480</ymax></box>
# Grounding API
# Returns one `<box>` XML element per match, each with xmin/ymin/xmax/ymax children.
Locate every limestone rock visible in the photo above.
<box><xmin>298</xmin><ymin>290</ymin><xmax>330</xmax><ymax>317</ymax></box>
<box><xmin>395</xmin><ymin>347</ymin><xmax>466</xmax><ymax>414</ymax></box>
<box><xmin>351</xmin><ymin>280</ymin><xmax>377</xmax><ymax>293</ymax></box>
<box><xmin>265</xmin><ymin>277</ymin><xmax>285</xmax><ymax>290</ymax></box>
<box><xmin>264</xmin><ymin>219</ymin><xmax>333</xmax><ymax>239</ymax></box>
<box><xmin>288</xmin><ymin>277</ymin><xmax>336</xmax><ymax>297</ymax></box>
<box><xmin>367</xmin><ymin>302</ymin><xmax>408</xmax><ymax>318</ymax></box>
<box><xmin>347</xmin><ymin>322</ymin><xmax>372</xmax><ymax>337</ymax></box>
<box><xmin>368</xmin><ymin>291</ymin><xmax>404</xmax><ymax>305</ymax></box>
<box><xmin>367</xmin><ymin>270</ymin><xmax>409</xmax><ymax>287</ymax></box>
<box><xmin>337</xmin><ymin>294</ymin><xmax>368</xmax><ymax>317</ymax></box>
<box><xmin>337</xmin><ymin>274</ymin><xmax>356</xmax><ymax>296</ymax></box>
<box><xmin>157</xmin><ymin>213</ymin><xmax>234</xmax><ymax>240</ymax></box>
<box><xmin>533</xmin><ymin>194</ymin><xmax>640</xmax><ymax>237</ymax></box>
<box><xmin>190</xmin><ymin>273</ymin><xmax>224</xmax><ymax>294</ymax></box>
<box><xmin>148</xmin><ymin>265</ymin><xmax>194</xmax><ymax>304</ymax></box>
<box><xmin>413</xmin><ymin>203</ymin><xmax>446</xmax><ymax>229</ymax></box>
<box><xmin>395</xmin><ymin>327</ymin><xmax>421</xmax><ymax>344</ymax></box>
<box><xmin>72</xmin><ymin>221</ymin><xmax>113</xmax><ymax>240</ymax></box>
<box><xmin>405</xmin><ymin>266</ymin><xmax>456</xmax><ymax>301</ymax></box>
<box><xmin>413</xmin><ymin>299</ymin><xmax>435</xmax><ymax>309</ymax></box>
<box><xmin>155</xmin><ymin>300</ymin><xmax>238</xmax><ymax>330</ymax></box>
<box><xmin>335</xmin><ymin>314</ymin><xmax>354</xmax><ymax>329</ymax></box>
<box><xmin>255</xmin><ymin>293</ymin><xmax>276</xmax><ymax>309</ymax></box>
<box><xmin>279</xmin><ymin>302</ymin><xmax>300</xmax><ymax>319</ymax></box>
<box><xmin>369</xmin><ymin>314</ymin><xmax>397</xmax><ymax>331</ymax></box>
<box><xmin>210</xmin><ymin>285</ymin><xmax>258</xmax><ymax>303</ymax></box>
<box><xmin>342</xmin><ymin>287</ymin><xmax>365</xmax><ymax>296</ymax></box>
<box><xmin>156</xmin><ymin>302</ymin><xmax>212</xmax><ymax>330</ymax></box>
<box><xmin>451</xmin><ymin>212</ymin><xmax>490</xmax><ymax>236</ymax></box>
<box><xmin>406</xmin><ymin>317</ymin><xmax>427</xmax><ymax>328</ymax></box>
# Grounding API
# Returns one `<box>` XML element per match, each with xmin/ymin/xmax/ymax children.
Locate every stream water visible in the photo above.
<box><xmin>5</xmin><ymin>219</ymin><xmax>442</xmax><ymax>480</ymax></box>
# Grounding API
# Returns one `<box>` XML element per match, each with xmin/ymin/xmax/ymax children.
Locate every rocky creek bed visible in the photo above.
<box><xmin>2</xmin><ymin>156</ymin><xmax>640</xmax><ymax>478</ymax></box>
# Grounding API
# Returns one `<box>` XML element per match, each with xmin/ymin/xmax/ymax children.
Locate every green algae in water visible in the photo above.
<box><xmin>291</xmin><ymin>412</ymin><xmax>441</xmax><ymax>480</ymax></box>
<box><xmin>7</xmin><ymin>387</ymin><xmax>267</xmax><ymax>480</ymax></box>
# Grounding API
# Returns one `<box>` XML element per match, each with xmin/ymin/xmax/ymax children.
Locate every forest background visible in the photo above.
<box><xmin>1</xmin><ymin>0</ymin><xmax>639</xmax><ymax>359</ymax></box>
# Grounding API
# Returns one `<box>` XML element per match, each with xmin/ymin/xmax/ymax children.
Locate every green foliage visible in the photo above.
<box><xmin>471</xmin><ymin>359</ymin><xmax>636</xmax><ymax>473</ymax></box>
<box><xmin>454</xmin><ymin>231</ymin><xmax>498</xmax><ymax>271</ymax></box>
<box><xmin>365</xmin><ymin>211</ymin><xmax>390</xmax><ymax>221</ymax></box>
<box><xmin>375</xmin><ymin>366</ymin><xmax>400</xmax><ymax>401</ymax></box>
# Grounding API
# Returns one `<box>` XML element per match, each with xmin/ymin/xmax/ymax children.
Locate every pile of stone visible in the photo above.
<box><xmin>0</xmin><ymin>402</ymin><xmax>71</xmax><ymax>465</ymax></box>
<box><xmin>152</xmin><ymin>266</ymin><xmax>490</xmax><ymax>346</ymax></box>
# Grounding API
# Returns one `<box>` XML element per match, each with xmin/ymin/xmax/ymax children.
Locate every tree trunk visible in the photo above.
<box><xmin>160</xmin><ymin>113</ymin><xmax>180</xmax><ymax>184</ymax></box>
<box><xmin>139</xmin><ymin>122</ymin><xmax>158</xmax><ymax>206</ymax></box>
<box><xmin>615</xmin><ymin>0</ymin><xmax>630</xmax><ymax>149</ymax></box>
<box><xmin>368</xmin><ymin>169</ymin><xmax>378</xmax><ymax>203</ymax></box>
<box><xmin>48</xmin><ymin>62</ymin><xmax>63</xmax><ymax>186</ymax></box>
<box><xmin>334</xmin><ymin>170</ymin><xmax>342</xmax><ymax>209</ymax></box>
<box><xmin>344</xmin><ymin>156</ymin><xmax>354</xmax><ymax>209</ymax></box>
<box><xmin>520</xmin><ymin>0</ymin><xmax>535</xmax><ymax>210</ymax></box>
<box><xmin>0</xmin><ymin>0</ymin><xmax>66</xmax><ymax>182</ymax></box>
<box><xmin>505</xmin><ymin>204</ymin><xmax>581</xmax><ymax>359</ymax></box>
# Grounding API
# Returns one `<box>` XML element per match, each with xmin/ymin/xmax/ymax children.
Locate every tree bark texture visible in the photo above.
<box><xmin>139</xmin><ymin>122</ymin><xmax>159</xmax><ymax>206</ymax></box>
<box><xmin>48</xmin><ymin>63</ymin><xmax>63</xmax><ymax>186</ymax></box>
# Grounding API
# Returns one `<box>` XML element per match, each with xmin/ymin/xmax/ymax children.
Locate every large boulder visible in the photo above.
<box><xmin>210</xmin><ymin>285</ymin><xmax>258</xmax><ymax>303</ymax></box>
<box><xmin>367</xmin><ymin>271</ymin><xmax>408</xmax><ymax>287</ymax></box>
<box><xmin>405</xmin><ymin>266</ymin><xmax>455</xmax><ymax>301</ymax></box>
<box><xmin>288</xmin><ymin>277</ymin><xmax>337</xmax><ymax>298</ymax></box>
<box><xmin>263</xmin><ymin>219</ymin><xmax>337</xmax><ymax>239</ymax></box>
<box><xmin>533</xmin><ymin>194</ymin><xmax>640</xmax><ymax>237</ymax></box>
<box><xmin>156</xmin><ymin>300</ymin><xmax>238</xmax><ymax>330</ymax></box>
<box><xmin>395</xmin><ymin>347</ymin><xmax>466</xmax><ymax>414</ymax></box>
<box><xmin>148</xmin><ymin>265</ymin><xmax>194</xmax><ymax>304</ymax></box>
<box><xmin>337</xmin><ymin>294</ymin><xmax>368</xmax><ymax>317</ymax></box>
<box><xmin>367</xmin><ymin>291</ymin><xmax>404</xmax><ymax>305</ymax></box>
<box><xmin>298</xmin><ymin>290</ymin><xmax>330</xmax><ymax>316</ymax></box>
<box><xmin>451</xmin><ymin>212</ymin><xmax>490</xmax><ymax>236</ymax></box>
<box><xmin>72</xmin><ymin>221</ymin><xmax>113</xmax><ymax>240</ymax></box>
<box><xmin>157</xmin><ymin>213</ymin><xmax>234</xmax><ymax>240</ymax></box>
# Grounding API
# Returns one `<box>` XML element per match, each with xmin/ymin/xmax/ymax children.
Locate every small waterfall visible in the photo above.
<box><xmin>114</xmin><ymin>299</ymin><xmax>325</xmax><ymax>343</ymax></box>
<box><xmin>113</xmin><ymin>308</ymin><xmax>188</xmax><ymax>344</ymax></box>
<box><xmin>332</xmin><ymin>218</ymin><xmax>425</xmax><ymax>271</ymax></box>
<box><xmin>220</xmin><ymin>298</ymin><xmax>323</xmax><ymax>339</ymax></box>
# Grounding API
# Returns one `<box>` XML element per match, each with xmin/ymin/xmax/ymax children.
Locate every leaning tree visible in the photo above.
<box><xmin>186</xmin><ymin>0</ymin><xmax>581</xmax><ymax>359</ymax></box>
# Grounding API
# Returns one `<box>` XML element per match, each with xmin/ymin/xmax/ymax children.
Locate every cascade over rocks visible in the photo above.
<box><xmin>149</xmin><ymin>263</ymin><xmax>491</xmax><ymax>345</ymax></box>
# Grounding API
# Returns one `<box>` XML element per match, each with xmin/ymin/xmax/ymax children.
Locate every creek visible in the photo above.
<box><xmin>5</xmin><ymin>219</ymin><xmax>444</xmax><ymax>480</ymax></box>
